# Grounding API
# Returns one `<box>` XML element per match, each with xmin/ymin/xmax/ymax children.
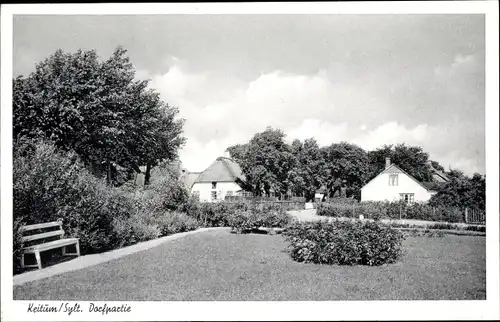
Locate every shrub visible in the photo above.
<box><xmin>13</xmin><ymin>217</ymin><xmax>26</xmax><ymax>274</ymax></box>
<box><xmin>14</xmin><ymin>139</ymin><xmax>123</xmax><ymax>254</ymax></box>
<box><xmin>227</xmin><ymin>203</ymin><xmax>294</xmax><ymax>233</ymax></box>
<box><xmin>317</xmin><ymin>199</ymin><xmax>467</xmax><ymax>223</ymax></box>
<box><xmin>283</xmin><ymin>220</ymin><xmax>405</xmax><ymax>266</ymax></box>
<box><xmin>153</xmin><ymin>211</ymin><xmax>200</xmax><ymax>236</ymax></box>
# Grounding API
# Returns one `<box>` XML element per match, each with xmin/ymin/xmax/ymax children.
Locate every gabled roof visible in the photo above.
<box><xmin>362</xmin><ymin>163</ymin><xmax>437</xmax><ymax>192</ymax></box>
<box><xmin>195</xmin><ymin>157</ymin><xmax>245</xmax><ymax>183</ymax></box>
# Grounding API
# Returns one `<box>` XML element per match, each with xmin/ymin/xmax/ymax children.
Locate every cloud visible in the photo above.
<box><xmin>142</xmin><ymin>61</ymin><xmax>484</xmax><ymax>176</ymax></box>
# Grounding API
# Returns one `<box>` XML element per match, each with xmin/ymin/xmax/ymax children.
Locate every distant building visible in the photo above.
<box><xmin>190</xmin><ymin>152</ymin><xmax>249</xmax><ymax>202</ymax></box>
<box><xmin>361</xmin><ymin>158</ymin><xmax>445</xmax><ymax>203</ymax></box>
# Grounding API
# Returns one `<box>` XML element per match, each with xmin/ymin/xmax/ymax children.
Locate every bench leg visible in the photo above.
<box><xmin>20</xmin><ymin>253</ymin><xmax>25</xmax><ymax>270</ymax></box>
<box><xmin>62</xmin><ymin>246</ymin><xmax>66</xmax><ymax>256</ymax></box>
<box><xmin>34</xmin><ymin>251</ymin><xmax>42</xmax><ymax>269</ymax></box>
<box><xmin>76</xmin><ymin>241</ymin><xmax>80</xmax><ymax>257</ymax></box>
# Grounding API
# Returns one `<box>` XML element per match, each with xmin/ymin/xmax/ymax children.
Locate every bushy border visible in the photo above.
<box><xmin>283</xmin><ymin>220</ymin><xmax>405</xmax><ymax>266</ymax></box>
<box><xmin>185</xmin><ymin>200</ymin><xmax>295</xmax><ymax>233</ymax></box>
<box><xmin>317</xmin><ymin>201</ymin><xmax>469</xmax><ymax>223</ymax></box>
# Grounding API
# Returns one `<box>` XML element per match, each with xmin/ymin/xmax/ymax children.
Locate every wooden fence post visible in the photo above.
<box><xmin>465</xmin><ymin>208</ymin><xmax>468</xmax><ymax>223</ymax></box>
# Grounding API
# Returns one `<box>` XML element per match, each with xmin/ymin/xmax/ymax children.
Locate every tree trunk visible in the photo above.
<box><xmin>144</xmin><ymin>163</ymin><xmax>152</xmax><ymax>186</ymax></box>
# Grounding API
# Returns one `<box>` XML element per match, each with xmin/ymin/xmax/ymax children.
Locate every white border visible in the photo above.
<box><xmin>1</xmin><ymin>2</ymin><xmax>499</xmax><ymax>321</ymax></box>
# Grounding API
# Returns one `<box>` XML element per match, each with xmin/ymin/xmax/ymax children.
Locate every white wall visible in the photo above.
<box><xmin>191</xmin><ymin>181</ymin><xmax>243</xmax><ymax>202</ymax></box>
<box><xmin>361</xmin><ymin>172</ymin><xmax>433</xmax><ymax>202</ymax></box>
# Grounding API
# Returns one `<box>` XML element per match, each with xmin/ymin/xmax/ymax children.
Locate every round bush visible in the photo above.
<box><xmin>283</xmin><ymin>219</ymin><xmax>405</xmax><ymax>266</ymax></box>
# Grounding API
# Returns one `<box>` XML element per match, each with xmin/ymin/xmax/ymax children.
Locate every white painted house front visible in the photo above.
<box><xmin>361</xmin><ymin>158</ymin><xmax>438</xmax><ymax>203</ymax></box>
<box><xmin>190</xmin><ymin>156</ymin><xmax>248</xmax><ymax>202</ymax></box>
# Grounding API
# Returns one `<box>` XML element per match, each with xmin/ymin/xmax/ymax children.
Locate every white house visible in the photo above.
<box><xmin>361</xmin><ymin>158</ymin><xmax>439</xmax><ymax>203</ymax></box>
<box><xmin>190</xmin><ymin>153</ymin><xmax>248</xmax><ymax>202</ymax></box>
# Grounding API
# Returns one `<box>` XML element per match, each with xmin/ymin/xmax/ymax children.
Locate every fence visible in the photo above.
<box><xmin>465</xmin><ymin>208</ymin><xmax>486</xmax><ymax>224</ymax></box>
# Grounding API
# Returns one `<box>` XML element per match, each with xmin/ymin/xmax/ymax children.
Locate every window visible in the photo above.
<box><xmin>212</xmin><ymin>182</ymin><xmax>217</xmax><ymax>189</ymax></box>
<box><xmin>211</xmin><ymin>191</ymin><xmax>217</xmax><ymax>200</ymax></box>
<box><xmin>400</xmin><ymin>193</ymin><xmax>414</xmax><ymax>204</ymax></box>
<box><xmin>389</xmin><ymin>174</ymin><xmax>398</xmax><ymax>186</ymax></box>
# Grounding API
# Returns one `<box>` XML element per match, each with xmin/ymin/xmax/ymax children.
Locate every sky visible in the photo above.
<box><xmin>13</xmin><ymin>14</ymin><xmax>486</xmax><ymax>175</ymax></box>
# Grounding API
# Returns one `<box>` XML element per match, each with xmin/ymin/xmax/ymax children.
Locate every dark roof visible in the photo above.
<box><xmin>421</xmin><ymin>181</ymin><xmax>440</xmax><ymax>191</ymax></box>
<box><xmin>195</xmin><ymin>157</ymin><xmax>245</xmax><ymax>183</ymax></box>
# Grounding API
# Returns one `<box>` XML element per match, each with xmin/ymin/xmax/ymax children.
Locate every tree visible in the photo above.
<box><xmin>429</xmin><ymin>170</ymin><xmax>485</xmax><ymax>210</ymax></box>
<box><xmin>227</xmin><ymin>127</ymin><xmax>295</xmax><ymax>197</ymax></box>
<box><xmin>367</xmin><ymin>144</ymin><xmax>433</xmax><ymax>182</ymax></box>
<box><xmin>289</xmin><ymin>138</ymin><xmax>325</xmax><ymax>201</ymax></box>
<box><xmin>321</xmin><ymin>142</ymin><xmax>370</xmax><ymax>199</ymax></box>
<box><xmin>13</xmin><ymin>47</ymin><xmax>185</xmax><ymax>185</ymax></box>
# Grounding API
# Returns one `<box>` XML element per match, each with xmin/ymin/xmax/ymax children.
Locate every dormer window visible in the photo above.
<box><xmin>389</xmin><ymin>174</ymin><xmax>398</xmax><ymax>186</ymax></box>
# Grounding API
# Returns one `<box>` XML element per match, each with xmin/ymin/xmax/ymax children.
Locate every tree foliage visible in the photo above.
<box><xmin>227</xmin><ymin>130</ymin><xmax>483</xmax><ymax>207</ymax></box>
<box><xmin>367</xmin><ymin>144</ymin><xmax>433</xmax><ymax>182</ymax></box>
<box><xmin>13</xmin><ymin>46</ymin><xmax>185</xmax><ymax>185</ymax></box>
<box><xmin>429</xmin><ymin>171</ymin><xmax>485</xmax><ymax>210</ymax></box>
<box><xmin>227</xmin><ymin>127</ymin><xmax>295</xmax><ymax>196</ymax></box>
<box><xmin>321</xmin><ymin>142</ymin><xmax>371</xmax><ymax>199</ymax></box>
<box><xmin>289</xmin><ymin>138</ymin><xmax>325</xmax><ymax>201</ymax></box>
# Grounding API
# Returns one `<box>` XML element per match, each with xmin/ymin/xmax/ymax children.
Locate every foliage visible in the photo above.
<box><xmin>14</xmin><ymin>138</ymin><xmax>118</xmax><ymax>254</ymax></box>
<box><xmin>227</xmin><ymin>127</ymin><xmax>296</xmax><ymax>197</ymax></box>
<box><xmin>289</xmin><ymin>138</ymin><xmax>325</xmax><ymax>201</ymax></box>
<box><xmin>13</xmin><ymin>138</ymin><xmax>199</xmax><ymax>273</ymax></box>
<box><xmin>13</xmin><ymin>46</ymin><xmax>185</xmax><ymax>186</ymax></box>
<box><xmin>184</xmin><ymin>199</ymin><xmax>294</xmax><ymax>232</ymax></box>
<box><xmin>429</xmin><ymin>171</ymin><xmax>485</xmax><ymax>211</ymax></box>
<box><xmin>317</xmin><ymin>200</ymin><xmax>467</xmax><ymax>223</ymax></box>
<box><xmin>153</xmin><ymin>212</ymin><xmax>200</xmax><ymax>236</ymax></box>
<box><xmin>283</xmin><ymin>220</ymin><xmax>405</xmax><ymax>266</ymax></box>
<box><xmin>367</xmin><ymin>144</ymin><xmax>434</xmax><ymax>183</ymax></box>
<box><xmin>13</xmin><ymin>217</ymin><xmax>26</xmax><ymax>274</ymax></box>
<box><xmin>320</xmin><ymin>142</ymin><xmax>371</xmax><ymax>199</ymax></box>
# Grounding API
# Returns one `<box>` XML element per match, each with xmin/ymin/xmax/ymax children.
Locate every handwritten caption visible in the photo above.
<box><xmin>27</xmin><ymin>302</ymin><xmax>132</xmax><ymax>315</ymax></box>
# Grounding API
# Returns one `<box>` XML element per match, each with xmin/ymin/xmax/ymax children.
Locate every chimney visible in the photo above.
<box><xmin>385</xmin><ymin>157</ymin><xmax>391</xmax><ymax>169</ymax></box>
<box><xmin>224</xmin><ymin>150</ymin><xmax>231</xmax><ymax>159</ymax></box>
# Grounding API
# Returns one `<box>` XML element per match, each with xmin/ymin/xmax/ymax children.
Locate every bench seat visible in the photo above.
<box><xmin>23</xmin><ymin>238</ymin><xmax>79</xmax><ymax>253</ymax></box>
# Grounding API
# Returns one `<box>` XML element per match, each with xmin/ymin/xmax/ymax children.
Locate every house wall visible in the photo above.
<box><xmin>361</xmin><ymin>171</ymin><xmax>433</xmax><ymax>202</ymax></box>
<box><xmin>191</xmin><ymin>181</ymin><xmax>243</xmax><ymax>202</ymax></box>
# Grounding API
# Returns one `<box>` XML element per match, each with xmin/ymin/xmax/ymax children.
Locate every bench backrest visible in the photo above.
<box><xmin>21</xmin><ymin>221</ymin><xmax>65</xmax><ymax>244</ymax></box>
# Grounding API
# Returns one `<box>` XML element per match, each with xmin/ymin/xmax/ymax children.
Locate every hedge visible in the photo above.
<box><xmin>317</xmin><ymin>201</ymin><xmax>467</xmax><ymax>223</ymax></box>
<box><xmin>283</xmin><ymin>219</ymin><xmax>405</xmax><ymax>266</ymax></box>
<box><xmin>185</xmin><ymin>200</ymin><xmax>294</xmax><ymax>233</ymax></box>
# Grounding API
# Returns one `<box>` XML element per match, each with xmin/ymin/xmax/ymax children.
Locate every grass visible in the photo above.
<box><xmin>13</xmin><ymin>229</ymin><xmax>485</xmax><ymax>301</ymax></box>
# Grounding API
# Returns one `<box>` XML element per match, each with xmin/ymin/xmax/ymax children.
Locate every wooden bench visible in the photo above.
<box><xmin>20</xmin><ymin>221</ymin><xmax>80</xmax><ymax>270</ymax></box>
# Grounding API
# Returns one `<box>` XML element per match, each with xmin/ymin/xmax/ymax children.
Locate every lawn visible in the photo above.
<box><xmin>14</xmin><ymin>229</ymin><xmax>485</xmax><ymax>301</ymax></box>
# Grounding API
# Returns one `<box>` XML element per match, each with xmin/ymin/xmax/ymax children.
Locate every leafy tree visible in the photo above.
<box><xmin>430</xmin><ymin>160</ymin><xmax>446</xmax><ymax>172</ymax></box>
<box><xmin>367</xmin><ymin>144</ymin><xmax>433</xmax><ymax>182</ymax></box>
<box><xmin>13</xmin><ymin>47</ymin><xmax>185</xmax><ymax>185</ymax></box>
<box><xmin>429</xmin><ymin>170</ymin><xmax>485</xmax><ymax>210</ymax></box>
<box><xmin>321</xmin><ymin>142</ymin><xmax>370</xmax><ymax>199</ymax></box>
<box><xmin>289</xmin><ymin>138</ymin><xmax>325</xmax><ymax>201</ymax></box>
<box><xmin>227</xmin><ymin>127</ymin><xmax>295</xmax><ymax>197</ymax></box>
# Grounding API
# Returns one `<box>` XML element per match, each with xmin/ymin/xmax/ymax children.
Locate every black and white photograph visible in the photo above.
<box><xmin>1</xmin><ymin>2</ymin><xmax>499</xmax><ymax>321</ymax></box>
